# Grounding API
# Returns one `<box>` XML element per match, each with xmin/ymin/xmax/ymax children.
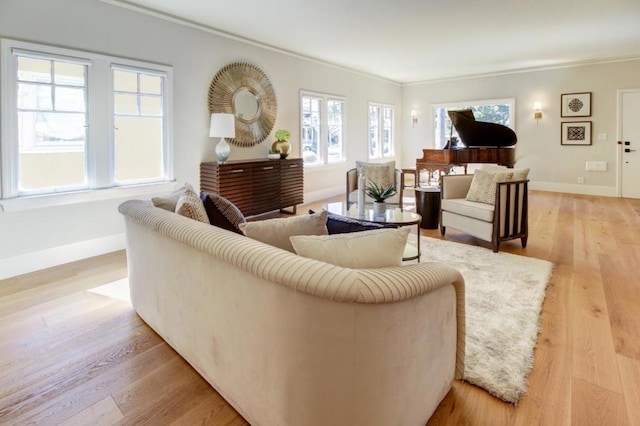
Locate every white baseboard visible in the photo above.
<box><xmin>0</xmin><ymin>233</ymin><xmax>126</xmax><ymax>280</ymax></box>
<box><xmin>529</xmin><ymin>181</ymin><xmax>617</xmax><ymax>197</ymax></box>
<box><xmin>304</xmin><ymin>186</ymin><xmax>344</xmax><ymax>204</ymax></box>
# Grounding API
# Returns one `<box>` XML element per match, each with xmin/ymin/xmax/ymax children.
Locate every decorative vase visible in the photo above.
<box><xmin>373</xmin><ymin>201</ymin><xmax>386</xmax><ymax>217</ymax></box>
<box><xmin>215</xmin><ymin>137</ymin><xmax>231</xmax><ymax>163</ymax></box>
<box><xmin>271</xmin><ymin>140</ymin><xmax>291</xmax><ymax>159</ymax></box>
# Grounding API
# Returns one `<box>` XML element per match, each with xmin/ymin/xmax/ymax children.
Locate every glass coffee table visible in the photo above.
<box><xmin>323</xmin><ymin>201</ymin><xmax>422</xmax><ymax>261</ymax></box>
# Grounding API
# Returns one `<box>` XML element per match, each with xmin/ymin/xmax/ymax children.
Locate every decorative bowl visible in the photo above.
<box><xmin>267</xmin><ymin>152</ymin><xmax>281</xmax><ymax>160</ymax></box>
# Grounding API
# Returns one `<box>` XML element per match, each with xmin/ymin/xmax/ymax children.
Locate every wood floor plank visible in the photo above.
<box><xmin>571</xmin><ymin>378</ymin><xmax>628</xmax><ymax>426</ymax></box>
<box><xmin>59</xmin><ymin>396</ymin><xmax>124</xmax><ymax>426</ymax></box>
<box><xmin>571</xmin><ymin>269</ymin><xmax>622</xmax><ymax>393</ymax></box>
<box><xmin>617</xmin><ymin>355</ymin><xmax>640</xmax><ymax>426</ymax></box>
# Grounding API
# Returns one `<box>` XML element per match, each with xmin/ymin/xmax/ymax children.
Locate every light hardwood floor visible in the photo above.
<box><xmin>1</xmin><ymin>190</ymin><xmax>639</xmax><ymax>425</ymax></box>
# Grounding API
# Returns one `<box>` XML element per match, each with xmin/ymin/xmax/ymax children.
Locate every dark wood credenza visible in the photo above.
<box><xmin>200</xmin><ymin>158</ymin><xmax>304</xmax><ymax>217</ymax></box>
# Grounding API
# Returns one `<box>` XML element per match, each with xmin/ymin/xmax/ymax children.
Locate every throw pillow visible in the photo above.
<box><xmin>308</xmin><ymin>209</ymin><xmax>397</xmax><ymax>234</ymax></box>
<box><xmin>466</xmin><ymin>169</ymin><xmax>514</xmax><ymax>205</ymax></box>
<box><xmin>356</xmin><ymin>161</ymin><xmax>395</xmax><ymax>189</ymax></box>
<box><xmin>152</xmin><ymin>182</ymin><xmax>195</xmax><ymax>211</ymax></box>
<box><xmin>239</xmin><ymin>210</ymin><xmax>328</xmax><ymax>252</ymax></box>
<box><xmin>175</xmin><ymin>189</ymin><xmax>210</xmax><ymax>224</ymax></box>
<box><xmin>481</xmin><ymin>164</ymin><xmax>530</xmax><ymax>181</ymax></box>
<box><xmin>290</xmin><ymin>227</ymin><xmax>411</xmax><ymax>268</ymax></box>
<box><xmin>201</xmin><ymin>192</ymin><xmax>246</xmax><ymax>234</ymax></box>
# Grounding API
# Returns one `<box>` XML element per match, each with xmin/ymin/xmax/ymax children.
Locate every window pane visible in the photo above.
<box><xmin>115</xmin><ymin>93</ymin><xmax>138</xmax><ymax>115</ymax></box>
<box><xmin>383</xmin><ymin>108</ymin><xmax>393</xmax><ymax>156</ymax></box>
<box><xmin>18</xmin><ymin>83</ymin><xmax>52</xmax><ymax>110</ymax></box>
<box><xmin>17</xmin><ymin>57</ymin><xmax>51</xmax><ymax>83</ymax></box>
<box><xmin>55</xmin><ymin>87</ymin><xmax>85</xmax><ymax>112</ymax></box>
<box><xmin>139</xmin><ymin>74</ymin><xmax>162</xmax><ymax>94</ymax></box>
<box><xmin>54</xmin><ymin>62</ymin><xmax>85</xmax><ymax>86</ymax></box>
<box><xmin>114</xmin><ymin>116</ymin><xmax>163</xmax><ymax>182</ymax></box>
<box><xmin>301</xmin><ymin>96</ymin><xmax>321</xmax><ymax>165</ymax></box>
<box><xmin>369</xmin><ymin>106</ymin><xmax>380</xmax><ymax>158</ymax></box>
<box><xmin>140</xmin><ymin>96</ymin><xmax>162</xmax><ymax>116</ymax></box>
<box><xmin>433</xmin><ymin>101</ymin><xmax>512</xmax><ymax>148</ymax></box>
<box><xmin>18</xmin><ymin>111</ymin><xmax>86</xmax><ymax>192</ymax></box>
<box><xmin>114</xmin><ymin>70</ymin><xmax>137</xmax><ymax>92</ymax></box>
<box><xmin>327</xmin><ymin>100</ymin><xmax>344</xmax><ymax>163</ymax></box>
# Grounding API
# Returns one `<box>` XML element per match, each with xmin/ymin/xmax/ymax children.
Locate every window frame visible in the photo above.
<box><xmin>299</xmin><ymin>90</ymin><xmax>346</xmax><ymax>167</ymax></box>
<box><xmin>1</xmin><ymin>39</ymin><xmax>174</xmax><ymax>202</ymax></box>
<box><xmin>432</xmin><ymin>98</ymin><xmax>516</xmax><ymax>148</ymax></box>
<box><xmin>368</xmin><ymin>102</ymin><xmax>395</xmax><ymax>160</ymax></box>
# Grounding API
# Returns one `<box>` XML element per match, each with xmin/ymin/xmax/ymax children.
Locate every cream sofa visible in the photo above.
<box><xmin>118</xmin><ymin>199</ymin><xmax>466</xmax><ymax>426</ymax></box>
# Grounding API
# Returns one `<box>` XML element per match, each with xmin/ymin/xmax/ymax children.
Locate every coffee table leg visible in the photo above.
<box><xmin>416</xmin><ymin>223</ymin><xmax>421</xmax><ymax>261</ymax></box>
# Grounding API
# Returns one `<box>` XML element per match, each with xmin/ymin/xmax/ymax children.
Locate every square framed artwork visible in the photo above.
<box><xmin>561</xmin><ymin>92</ymin><xmax>592</xmax><ymax>117</ymax></box>
<box><xmin>561</xmin><ymin>121</ymin><xmax>592</xmax><ymax>146</ymax></box>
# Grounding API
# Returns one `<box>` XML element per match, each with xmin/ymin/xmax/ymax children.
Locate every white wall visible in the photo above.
<box><xmin>402</xmin><ymin>60</ymin><xmax>640</xmax><ymax>195</ymax></box>
<box><xmin>0</xmin><ymin>0</ymin><xmax>402</xmax><ymax>278</ymax></box>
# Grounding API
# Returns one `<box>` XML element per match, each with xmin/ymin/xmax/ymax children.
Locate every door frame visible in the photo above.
<box><xmin>616</xmin><ymin>88</ymin><xmax>640</xmax><ymax>197</ymax></box>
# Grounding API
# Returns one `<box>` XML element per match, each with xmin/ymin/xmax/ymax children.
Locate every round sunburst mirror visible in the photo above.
<box><xmin>208</xmin><ymin>62</ymin><xmax>277</xmax><ymax>147</ymax></box>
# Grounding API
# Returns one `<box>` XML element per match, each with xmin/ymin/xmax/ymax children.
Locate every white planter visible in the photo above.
<box><xmin>373</xmin><ymin>201</ymin><xmax>386</xmax><ymax>216</ymax></box>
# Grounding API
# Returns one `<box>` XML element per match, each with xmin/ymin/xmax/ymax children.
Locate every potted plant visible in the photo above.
<box><xmin>365</xmin><ymin>180</ymin><xmax>397</xmax><ymax>216</ymax></box>
<box><xmin>271</xmin><ymin>129</ymin><xmax>291</xmax><ymax>159</ymax></box>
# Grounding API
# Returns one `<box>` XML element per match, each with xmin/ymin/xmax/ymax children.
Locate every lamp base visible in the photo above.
<box><xmin>215</xmin><ymin>137</ymin><xmax>231</xmax><ymax>163</ymax></box>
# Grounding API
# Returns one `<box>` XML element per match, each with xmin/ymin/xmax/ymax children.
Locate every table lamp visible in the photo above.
<box><xmin>209</xmin><ymin>113</ymin><xmax>235</xmax><ymax>163</ymax></box>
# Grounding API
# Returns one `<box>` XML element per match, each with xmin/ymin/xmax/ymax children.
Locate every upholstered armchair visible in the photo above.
<box><xmin>440</xmin><ymin>171</ymin><xmax>528</xmax><ymax>252</ymax></box>
<box><xmin>346</xmin><ymin>161</ymin><xmax>404</xmax><ymax>209</ymax></box>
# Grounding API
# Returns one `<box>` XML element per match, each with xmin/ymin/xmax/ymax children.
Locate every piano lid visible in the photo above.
<box><xmin>448</xmin><ymin>109</ymin><xmax>517</xmax><ymax>147</ymax></box>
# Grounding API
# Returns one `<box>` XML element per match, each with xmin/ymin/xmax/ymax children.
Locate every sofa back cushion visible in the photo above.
<box><xmin>201</xmin><ymin>192</ymin><xmax>246</xmax><ymax>234</ymax></box>
<box><xmin>239</xmin><ymin>210</ymin><xmax>328</xmax><ymax>252</ymax></box>
<box><xmin>290</xmin><ymin>227</ymin><xmax>410</xmax><ymax>268</ymax></box>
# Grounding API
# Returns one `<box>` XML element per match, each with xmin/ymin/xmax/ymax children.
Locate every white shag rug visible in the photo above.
<box><xmin>417</xmin><ymin>236</ymin><xmax>553</xmax><ymax>404</ymax></box>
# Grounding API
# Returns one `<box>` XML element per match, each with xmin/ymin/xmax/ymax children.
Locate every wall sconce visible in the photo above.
<box><xmin>411</xmin><ymin>110</ymin><xmax>418</xmax><ymax>127</ymax></box>
<box><xmin>533</xmin><ymin>101</ymin><xmax>542</xmax><ymax>123</ymax></box>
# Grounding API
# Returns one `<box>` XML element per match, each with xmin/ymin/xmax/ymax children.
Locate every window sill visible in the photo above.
<box><xmin>0</xmin><ymin>181</ymin><xmax>177</xmax><ymax>212</ymax></box>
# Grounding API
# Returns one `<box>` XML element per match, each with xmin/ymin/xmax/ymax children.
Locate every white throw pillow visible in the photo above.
<box><xmin>239</xmin><ymin>210</ymin><xmax>328</xmax><ymax>252</ymax></box>
<box><xmin>175</xmin><ymin>189</ymin><xmax>210</xmax><ymax>224</ymax></box>
<box><xmin>356</xmin><ymin>161</ymin><xmax>395</xmax><ymax>189</ymax></box>
<box><xmin>466</xmin><ymin>169</ymin><xmax>514</xmax><ymax>205</ymax></box>
<box><xmin>481</xmin><ymin>164</ymin><xmax>530</xmax><ymax>181</ymax></box>
<box><xmin>290</xmin><ymin>227</ymin><xmax>410</xmax><ymax>268</ymax></box>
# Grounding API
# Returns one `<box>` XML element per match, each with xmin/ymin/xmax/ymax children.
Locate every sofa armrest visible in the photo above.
<box><xmin>441</xmin><ymin>174</ymin><xmax>473</xmax><ymax>199</ymax></box>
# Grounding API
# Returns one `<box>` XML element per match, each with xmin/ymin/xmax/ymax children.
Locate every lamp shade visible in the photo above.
<box><xmin>533</xmin><ymin>101</ymin><xmax>542</xmax><ymax>111</ymax></box>
<box><xmin>209</xmin><ymin>113</ymin><xmax>236</xmax><ymax>138</ymax></box>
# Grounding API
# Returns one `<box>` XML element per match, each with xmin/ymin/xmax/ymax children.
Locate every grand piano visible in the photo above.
<box><xmin>416</xmin><ymin>109</ymin><xmax>517</xmax><ymax>183</ymax></box>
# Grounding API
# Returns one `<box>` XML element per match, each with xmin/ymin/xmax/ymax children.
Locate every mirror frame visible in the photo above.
<box><xmin>208</xmin><ymin>62</ymin><xmax>277</xmax><ymax>147</ymax></box>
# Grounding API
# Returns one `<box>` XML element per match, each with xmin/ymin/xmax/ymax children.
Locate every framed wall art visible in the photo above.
<box><xmin>561</xmin><ymin>92</ymin><xmax>591</xmax><ymax>117</ymax></box>
<box><xmin>561</xmin><ymin>121</ymin><xmax>592</xmax><ymax>146</ymax></box>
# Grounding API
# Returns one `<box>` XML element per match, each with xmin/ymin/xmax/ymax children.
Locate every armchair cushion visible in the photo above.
<box><xmin>441</xmin><ymin>198</ymin><xmax>495</xmax><ymax>222</ymax></box>
<box><xmin>481</xmin><ymin>164</ymin><xmax>530</xmax><ymax>181</ymax></box>
<box><xmin>466</xmin><ymin>169</ymin><xmax>513</xmax><ymax>205</ymax></box>
<box><xmin>356</xmin><ymin>161</ymin><xmax>395</xmax><ymax>188</ymax></box>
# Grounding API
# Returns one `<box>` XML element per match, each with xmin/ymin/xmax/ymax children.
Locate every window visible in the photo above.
<box><xmin>300</xmin><ymin>91</ymin><xmax>345</xmax><ymax>166</ymax></box>
<box><xmin>368</xmin><ymin>103</ymin><xmax>394</xmax><ymax>159</ymax></box>
<box><xmin>433</xmin><ymin>98</ymin><xmax>515</xmax><ymax>148</ymax></box>
<box><xmin>1</xmin><ymin>39</ymin><xmax>172</xmax><ymax>199</ymax></box>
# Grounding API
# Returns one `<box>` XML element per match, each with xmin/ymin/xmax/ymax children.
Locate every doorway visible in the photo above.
<box><xmin>618</xmin><ymin>89</ymin><xmax>640</xmax><ymax>199</ymax></box>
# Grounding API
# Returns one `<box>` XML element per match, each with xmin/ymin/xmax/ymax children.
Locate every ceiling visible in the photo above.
<box><xmin>113</xmin><ymin>0</ymin><xmax>640</xmax><ymax>83</ymax></box>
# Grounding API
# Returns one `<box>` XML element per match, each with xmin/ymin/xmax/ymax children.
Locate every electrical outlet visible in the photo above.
<box><xmin>578</xmin><ymin>176</ymin><xmax>585</xmax><ymax>184</ymax></box>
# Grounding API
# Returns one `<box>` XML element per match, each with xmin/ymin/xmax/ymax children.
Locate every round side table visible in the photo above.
<box><xmin>414</xmin><ymin>187</ymin><xmax>441</xmax><ymax>229</ymax></box>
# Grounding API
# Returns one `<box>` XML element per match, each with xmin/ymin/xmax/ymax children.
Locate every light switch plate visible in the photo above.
<box><xmin>598</xmin><ymin>133</ymin><xmax>607</xmax><ymax>141</ymax></box>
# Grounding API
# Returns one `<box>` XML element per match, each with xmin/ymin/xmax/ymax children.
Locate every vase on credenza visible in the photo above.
<box><xmin>271</xmin><ymin>140</ymin><xmax>291</xmax><ymax>159</ymax></box>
